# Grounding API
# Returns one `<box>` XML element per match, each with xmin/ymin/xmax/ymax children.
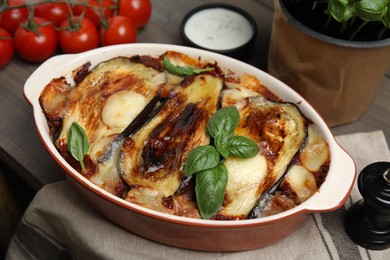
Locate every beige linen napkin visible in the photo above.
<box><xmin>6</xmin><ymin>131</ymin><xmax>390</xmax><ymax>260</ymax></box>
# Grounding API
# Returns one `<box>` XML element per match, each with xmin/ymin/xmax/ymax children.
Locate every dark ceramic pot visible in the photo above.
<box><xmin>268</xmin><ymin>0</ymin><xmax>390</xmax><ymax>126</ymax></box>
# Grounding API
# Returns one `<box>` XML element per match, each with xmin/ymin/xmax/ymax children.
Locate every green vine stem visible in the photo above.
<box><xmin>1</xmin><ymin>0</ymin><xmax>58</xmax><ymax>12</ymax></box>
<box><xmin>97</xmin><ymin>0</ymin><xmax>108</xmax><ymax>30</ymax></box>
<box><xmin>0</xmin><ymin>0</ymin><xmax>117</xmax><ymax>30</ymax></box>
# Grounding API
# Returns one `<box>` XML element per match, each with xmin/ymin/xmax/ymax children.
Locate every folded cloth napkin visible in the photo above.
<box><xmin>6</xmin><ymin>131</ymin><xmax>390</xmax><ymax>260</ymax></box>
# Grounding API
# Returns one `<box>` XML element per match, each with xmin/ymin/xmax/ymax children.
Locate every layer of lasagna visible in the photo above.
<box><xmin>39</xmin><ymin>51</ymin><xmax>330</xmax><ymax>220</ymax></box>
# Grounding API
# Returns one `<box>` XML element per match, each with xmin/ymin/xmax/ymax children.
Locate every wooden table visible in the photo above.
<box><xmin>0</xmin><ymin>0</ymin><xmax>389</xmax><ymax>191</ymax></box>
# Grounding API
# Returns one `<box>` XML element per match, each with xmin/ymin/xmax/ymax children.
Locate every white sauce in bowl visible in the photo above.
<box><xmin>183</xmin><ymin>8</ymin><xmax>254</xmax><ymax>51</ymax></box>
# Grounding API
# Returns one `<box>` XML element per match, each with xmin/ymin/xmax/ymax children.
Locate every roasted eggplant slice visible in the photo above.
<box><xmin>217</xmin><ymin>96</ymin><xmax>308</xmax><ymax>219</ymax></box>
<box><xmin>58</xmin><ymin>57</ymin><xmax>166</xmax><ymax>149</ymax></box>
<box><xmin>119</xmin><ymin>74</ymin><xmax>224</xmax><ymax>211</ymax></box>
<box><xmin>251</xmin><ymin>125</ymin><xmax>330</xmax><ymax>217</ymax></box>
<box><xmin>39</xmin><ymin>57</ymin><xmax>167</xmax><ymax>196</ymax></box>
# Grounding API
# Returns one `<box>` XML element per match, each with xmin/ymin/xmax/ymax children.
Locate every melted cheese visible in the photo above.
<box><xmin>220</xmin><ymin>154</ymin><xmax>267</xmax><ymax>217</ymax></box>
<box><xmin>102</xmin><ymin>90</ymin><xmax>147</xmax><ymax>129</ymax></box>
<box><xmin>284</xmin><ymin>165</ymin><xmax>317</xmax><ymax>203</ymax></box>
<box><xmin>300</xmin><ymin>126</ymin><xmax>330</xmax><ymax>172</ymax></box>
<box><xmin>221</xmin><ymin>84</ymin><xmax>259</xmax><ymax>110</ymax></box>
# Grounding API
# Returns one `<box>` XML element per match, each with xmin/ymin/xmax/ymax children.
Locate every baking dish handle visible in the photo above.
<box><xmin>24</xmin><ymin>54</ymin><xmax>73</xmax><ymax>106</ymax></box>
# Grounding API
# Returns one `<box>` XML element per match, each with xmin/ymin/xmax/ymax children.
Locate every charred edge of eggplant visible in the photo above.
<box><xmin>39</xmin><ymin>98</ymin><xmax>63</xmax><ymax>141</ymax></box>
<box><xmin>73</xmin><ymin>61</ymin><xmax>91</xmax><ymax>85</ymax></box>
<box><xmin>247</xmin><ymin>98</ymin><xmax>309</xmax><ymax>219</ymax></box>
<box><xmin>116</xmin><ymin>179</ymin><xmax>130</xmax><ymax>199</ymax></box>
<box><xmin>130</xmin><ymin>55</ymin><xmax>165</xmax><ymax>72</ymax></box>
<box><xmin>120</xmin><ymin>93</ymin><xmax>167</xmax><ymax>139</ymax></box>
<box><xmin>206</xmin><ymin>62</ymin><xmax>224</xmax><ymax>78</ymax></box>
<box><xmin>98</xmin><ymin>93</ymin><xmax>168</xmax><ymax>164</ymax></box>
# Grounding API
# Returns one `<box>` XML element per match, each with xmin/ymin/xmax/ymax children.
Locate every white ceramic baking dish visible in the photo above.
<box><xmin>24</xmin><ymin>43</ymin><xmax>356</xmax><ymax>251</ymax></box>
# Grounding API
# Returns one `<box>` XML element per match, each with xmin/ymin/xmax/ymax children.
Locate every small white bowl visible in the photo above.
<box><xmin>180</xmin><ymin>4</ymin><xmax>257</xmax><ymax>61</ymax></box>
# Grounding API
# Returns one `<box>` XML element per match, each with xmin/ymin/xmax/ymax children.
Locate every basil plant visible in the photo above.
<box><xmin>327</xmin><ymin>0</ymin><xmax>390</xmax><ymax>38</ymax></box>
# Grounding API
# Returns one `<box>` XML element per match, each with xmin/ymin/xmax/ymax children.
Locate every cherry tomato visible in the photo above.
<box><xmin>34</xmin><ymin>2</ymin><xmax>70</xmax><ymax>27</ymax></box>
<box><xmin>14</xmin><ymin>17</ymin><xmax>57</xmax><ymax>62</ymax></box>
<box><xmin>58</xmin><ymin>16</ymin><xmax>99</xmax><ymax>54</ymax></box>
<box><xmin>72</xmin><ymin>0</ymin><xmax>115</xmax><ymax>28</ymax></box>
<box><xmin>118</xmin><ymin>0</ymin><xmax>152</xmax><ymax>28</ymax></box>
<box><xmin>0</xmin><ymin>0</ymin><xmax>29</xmax><ymax>34</ymax></box>
<box><xmin>100</xmin><ymin>15</ymin><xmax>137</xmax><ymax>46</ymax></box>
<box><xmin>0</xmin><ymin>28</ymin><xmax>14</xmax><ymax>68</ymax></box>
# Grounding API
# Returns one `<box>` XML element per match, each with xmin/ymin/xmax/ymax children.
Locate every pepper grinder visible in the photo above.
<box><xmin>344</xmin><ymin>162</ymin><xmax>390</xmax><ymax>250</ymax></box>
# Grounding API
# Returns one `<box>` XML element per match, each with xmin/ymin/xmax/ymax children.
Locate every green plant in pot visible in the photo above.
<box><xmin>268</xmin><ymin>0</ymin><xmax>390</xmax><ymax>126</ymax></box>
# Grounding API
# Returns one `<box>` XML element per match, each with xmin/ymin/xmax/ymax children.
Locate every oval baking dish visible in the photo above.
<box><xmin>24</xmin><ymin>43</ymin><xmax>356</xmax><ymax>251</ymax></box>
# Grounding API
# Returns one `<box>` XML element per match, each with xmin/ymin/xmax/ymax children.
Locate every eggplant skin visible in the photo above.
<box><xmin>241</xmin><ymin>96</ymin><xmax>308</xmax><ymax>178</ymax></box>
<box><xmin>217</xmin><ymin>96</ymin><xmax>308</xmax><ymax>219</ymax></box>
<box><xmin>39</xmin><ymin>56</ymin><xmax>167</xmax><ymax>196</ymax></box>
<box><xmin>251</xmin><ymin>126</ymin><xmax>331</xmax><ymax>217</ymax></box>
<box><xmin>120</xmin><ymin>74</ymin><xmax>224</xmax><ymax>211</ymax></box>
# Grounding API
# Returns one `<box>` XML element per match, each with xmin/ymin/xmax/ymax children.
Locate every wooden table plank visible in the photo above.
<box><xmin>0</xmin><ymin>57</ymin><xmax>65</xmax><ymax>190</ymax></box>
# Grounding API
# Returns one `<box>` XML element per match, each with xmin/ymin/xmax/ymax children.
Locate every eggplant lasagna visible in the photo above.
<box><xmin>39</xmin><ymin>51</ymin><xmax>330</xmax><ymax>220</ymax></box>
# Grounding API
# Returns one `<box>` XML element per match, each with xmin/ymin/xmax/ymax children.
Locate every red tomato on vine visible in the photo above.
<box><xmin>58</xmin><ymin>16</ymin><xmax>99</xmax><ymax>54</ymax></box>
<box><xmin>100</xmin><ymin>15</ymin><xmax>137</xmax><ymax>46</ymax></box>
<box><xmin>14</xmin><ymin>17</ymin><xmax>57</xmax><ymax>63</ymax></box>
<box><xmin>34</xmin><ymin>2</ymin><xmax>71</xmax><ymax>27</ymax></box>
<box><xmin>0</xmin><ymin>0</ymin><xmax>29</xmax><ymax>34</ymax></box>
<box><xmin>118</xmin><ymin>0</ymin><xmax>152</xmax><ymax>28</ymax></box>
<box><xmin>72</xmin><ymin>0</ymin><xmax>115</xmax><ymax>28</ymax></box>
<box><xmin>0</xmin><ymin>28</ymin><xmax>14</xmax><ymax>68</ymax></box>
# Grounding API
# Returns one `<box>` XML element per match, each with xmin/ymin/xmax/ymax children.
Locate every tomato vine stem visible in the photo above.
<box><xmin>0</xmin><ymin>0</ymin><xmax>117</xmax><ymax>31</ymax></box>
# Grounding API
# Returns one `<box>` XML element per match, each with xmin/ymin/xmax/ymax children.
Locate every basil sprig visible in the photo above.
<box><xmin>163</xmin><ymin>55</ymin><xmax>214</xmax><ymax>76</ymax></box>
<box><xmin>195</xmin><ymin>163</ymin><xmax>228</xmax><ymax>220</ymax></box>
<box><xmin>184</xmin><ymin>106</ymin><xmax>259</xmax><ymax>219</ymax></box>
<box><xmin>68</xmin><ymin>122</ymin><xmax>89</xmax><ymax>172</ymax></box>
<box><xmin>184</xmin><ymin>145</ymin><xmax>220</xmax><ymax>176</ymax></box>
<box><xmin>326</xmin><ymin>0</ymin><xmax>390</xmax><ymax>38</ymax></box>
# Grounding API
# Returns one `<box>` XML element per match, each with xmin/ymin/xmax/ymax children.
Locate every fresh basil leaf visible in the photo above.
<box><xmin>355</xmin><ymin>0</ymin><xmax>388</xmax><ymax>21</ymax></box>
<box><xmin>195</xmin><ymin>163</ymin><xmax>228</xmax><ymax>219</ymax></box>
<box><xmin>163</xmin><ymin>55</ymin><xmax>214</xmax><ymax>76</ymax></box>
<box><xmin>216</xmin><ymin>147</ymin><xmax>230</xmax><ymax>160</ymax></box>
<box><xmin>328</xmin><ymin>0</ymin><xmax>355</xmax><ymax>22</ymax></box>
<box><xmin>227</xmin><ymin>135</ymin><xmax>259</xmax><ymax>158</ymax></box>
<box><xmin>207</xmin><ymin>106</ymin><xmax>240</xmax><ymax>139</ymax></box>
<box><xmin>332</xmin><ymin>0</ymin><xmax>349</xmax><ymax>5</ymax></box>
<box><xmin>214</xmin><ymin>130</ymin><xmax>230</xmax><ymax>159</ymax></box>
<box><xmin>184</xmin><ymin>145</ymin><xmax>220</xmax><ymax>176</ymax></box>
<box><xmin>382</xmin><ymin>6</ymin><xmax>390</xmax><ymax>28</ymax></box>
<box><xmin>68</xmin><ymin>122</ymin><xmax>89</xmax><ymax>172</ymax></box>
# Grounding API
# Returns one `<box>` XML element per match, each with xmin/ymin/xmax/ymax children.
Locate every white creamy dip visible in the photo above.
<box><xmin>184</xmin><ymin>8</ymin><xmax>254</xmax><ymax>51</ymax></box>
